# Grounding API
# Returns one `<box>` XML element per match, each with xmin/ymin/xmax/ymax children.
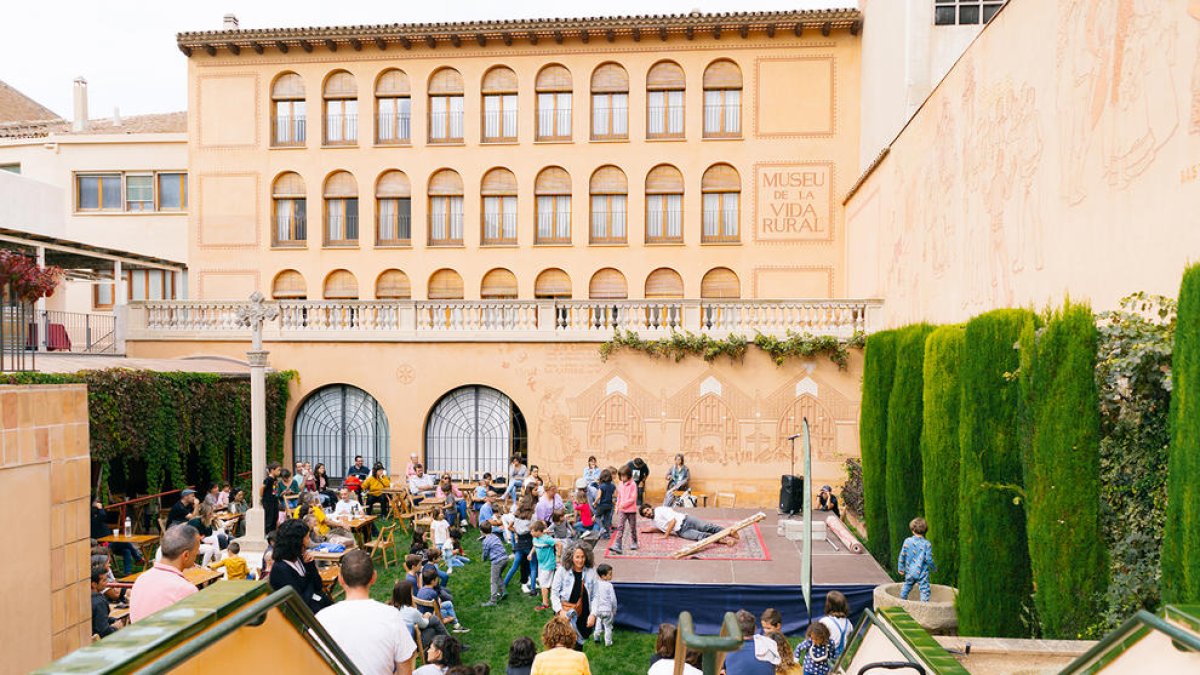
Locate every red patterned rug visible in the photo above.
<box><xmin>600</xmin><ymin>521</ymin><xmax>771</xmax><ymax>561</ymax></box>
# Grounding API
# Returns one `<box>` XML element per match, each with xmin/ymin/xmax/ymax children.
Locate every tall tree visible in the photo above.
<box><xmin>921</xmin><ymin>324</ymin><xmax>964</xmax><ymax>587</ymax></box>
<box><xmin>958</xmin><ymin>309</ymin><xmax>1035</xmax><ymax>637</ymax></box>
<box><xmin>1164</xmin><ymin>265</ymin><xmax>1200</xmax><ymax>603</ymax></box>
<box><xmin>860</xmin><ymin>329</ymin><xmax>898</xmax><ymax>563</ymax></box>
<box><xmin>886</xmin><ymin>324</ymin><xmax>933</xmax><ymax>564</ymax></box>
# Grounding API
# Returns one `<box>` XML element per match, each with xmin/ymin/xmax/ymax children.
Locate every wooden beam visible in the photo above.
<box><xmin>685</xmin><ymin>26</ymin><xmax>694</xmax><ymax>40</ymax></box>
<box><xmin>850</xmin><ymin>20</ymin><xmax>862</xmax><ymax>36</ymax></box>
<box><xmin>671</xmin><ymin>512</ymin><xmax>766</xmax><ymax>559</ymax></box>
<box><xmin>425</xmin><ymin>35</ymin><xmax>436</xmax><ymax>49</ymax></box>
<box><xmin>580</xmin><ymin>29</ymin><xmax>589</xmax><ymax>44</ymax></box>
<box><xmin>324</xmin><ymin>38</ymin><xmax>337</xmax><ymax>52</ymax></box>
<box><xmin>606</xmin><ymin>28</ymin><xmax>616</xmax><ymax>43</ymax></box>
<box><xmin>766</xmin><ymin>23</ymin><xmax>776</xmax><ymax>38</ymax></box>
<box><xmin>374</xmin><ymin>37</ymin><xmax>387</xmax><ymax>51</ymax></box>
<box><xmin>180</xmin><ymin>45</ymin><xmax>192</xmax><ymax>57</ymax></box>
<box><xmin>300</xmin><ymin>39</ymin><xmax>313</xmax><ymax>53</ymax></box>
<box><xmin>502</xmin><ymin>32</ymin><xmax>513</xmax><ymax>46</ymax></box>
<box><xmin>553</xmin><ymin>30</ymin><xmax>563</xmax><ymax>44</ymax></box>
<box><xmin>350</xmin><ymin>38</ymin><xmax>362</xmax><ymax>51</ymax></box>
<box><xmin>821</xmin><ymin>21</ymin><xmax>832</xmax><ymax>37</ymax></box>
<box><xmin>739</xmin><ymin>24</ymin><xmax>749</xmax><ymax>39</ymax></box>
<box><xmin>632</xmin><ymin>27</ymin><xmax>641</xmax><ymax>42</ymax></box>
<box><xmin>227</xmin><ymin>43</ymin><xmax>240</xmax><ymax>55</ymax></box>
<box><xmin>712</xmin><ymin>25</ymin><xmax>722</xmax><ymax>39</ymax></box>
<box><xmin>475</xmin><ymin>33</ymin><xmax>486</xmax><ymax>46</ymax></box>
<box><xmin>275</xmin><ymin>40</ymin><xmax>289</xmax><ymax>54</ymax></box>
<box><xmin>251</xmin><ymin>41</ymin><xmax>264</xmax><ymax>54</ymax></box>
<box><xmin>528</xmin><ymin>31</ymin><xmax>539</xmax><ymax>45</ymax></box>
<box><xmin>793</xmin><ymin>23</ymin><xmax>804</xmax><ymax>37</ymax></box>
<box><xmin>450</xmin><ymin>34</ymin><xmax>462</xmax><ymax>47</ymax></box>
<box><xmin>204</xmin><ymin>44</ymin><xmax>216</xmax><ymax>56</ymax></box>
<box><xmin>399</xmin><ymin>36</ymin><xmax>411</xmax><ymax>50</ymax></box>
<box><xmin>659</xmin><ymin>26</ymin><xmax>668</xmax><ymax>41</ymax></box>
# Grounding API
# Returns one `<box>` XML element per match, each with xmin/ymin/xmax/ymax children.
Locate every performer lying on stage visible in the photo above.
<box><xmin>638</xmin><ymin>504</ymin><xmax>738</xmax><ymax>545</ymax></box>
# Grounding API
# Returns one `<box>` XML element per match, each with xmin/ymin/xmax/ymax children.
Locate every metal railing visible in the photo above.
<box><xmin>39</xmin><ymin>309</ymin><xmax>117</xmax><ymax>353</ymax></box>
<box><xmin>127</xmin><ymin>299</ymin><xmax>881</xmax><ymax>342</ymax></box>
<box><xmin>271</xmin><ymin>116</ymin><xmax>306</xmax><ymax>146</ymax></box>
<box><xmin>323</xmin><ymin>114</ymin><xmax>358</xmax><ymax>144</ymax></box>
<box><xmin>375</xmin><ymin>112</ymin><xmax>411</xmax><ymax>143</ymax></box>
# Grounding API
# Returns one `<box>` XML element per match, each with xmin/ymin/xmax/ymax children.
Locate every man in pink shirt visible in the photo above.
<box><xmin>130</xmin><ymin>524</ymin><xmax>201</xmax><ymax>622</ymax></box>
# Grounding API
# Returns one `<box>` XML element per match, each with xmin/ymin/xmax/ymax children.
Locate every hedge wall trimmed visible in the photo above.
<box><xmin>861</xmin><ymin>329</ymin><xmax>898</xmax><ymax>563</ymax></box>
<box><xmin>1164</xmin><ymin>265</ymin><xmax>1200</xmax><ymax>603</ymax></box>
<box><xmin>921</xmin><ymin>325</ymin><xmax>964</xmax><ymax>587</ymax></box>
<box><xmin>886</xmin><ymin>324</ymin><xmax>933</xmax><ymax>565</ymax></box>
<box><xmin>957</xmin><ymin>309</ymin><xmax>1035</xmax><ymax>637</ymax></box>
<box><xmin>1020</xmin><ymin>303</ymin><xmax>1105</xmax><ymax>638</ymax></box>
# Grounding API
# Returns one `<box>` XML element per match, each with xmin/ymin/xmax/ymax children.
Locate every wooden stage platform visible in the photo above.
<box><xmin>598</xmin><ymin>508</ymin><xmax>892</xmax><ymax>633</ymax></box>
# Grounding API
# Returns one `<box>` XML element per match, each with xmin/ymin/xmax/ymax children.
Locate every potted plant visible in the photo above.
<box><xmin>0</xmin><ymin>249</ymin><xmax>63</xmax><ymax>357</ymax></box>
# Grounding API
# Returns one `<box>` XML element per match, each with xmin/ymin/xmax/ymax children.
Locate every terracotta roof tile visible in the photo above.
<box><xmin>0</xmin><ymin>111</ymin><xmax>186</xmax><ymax>140</ymax></box>
<box><xmin>0</xmin><ymin>79</ymin><xmax>62</xmax><ymax>125</ymax></box>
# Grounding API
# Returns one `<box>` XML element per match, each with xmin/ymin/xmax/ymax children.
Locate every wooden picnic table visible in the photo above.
<box><xmin>329</xmin><ymin>514</ymin><xmax>377</xmax><ymax>547</ymax></box>
<box><xmin>118</xmin><ymin>565</ymin><xmax>223</xmax><ymax>589</ymax></box>
<box><xmin>310</xmin><ymin>549</ymin><xmax>348</xmax><ymax>565</ymax></box>
<box><xmin>98</xmin><ymin>534</ymin><xmax>160</xmax><ymax>562</ymax></box>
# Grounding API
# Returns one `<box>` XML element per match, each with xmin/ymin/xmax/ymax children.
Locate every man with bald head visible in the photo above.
<box><xmin>130</xmin><ymin>524</ymin><xmax>201</xmax><ymax>622</ymax></box>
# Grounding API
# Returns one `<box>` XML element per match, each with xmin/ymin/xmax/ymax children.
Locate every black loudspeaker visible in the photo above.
<box><xmin>779</xmin><ymin>474</ymin><xmax>804</xmax><ymax>514</ymax></box>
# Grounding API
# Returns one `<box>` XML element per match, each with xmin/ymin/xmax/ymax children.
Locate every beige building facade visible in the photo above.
<box><xmin>121</xmin><ymin>9</ymin><xmax>873</xmax><ymax>506</ymax></box>
<box><xmin>846</xmin><ymin>0</ymin><xmax>1200</xmax><ymax>326</ymax></box>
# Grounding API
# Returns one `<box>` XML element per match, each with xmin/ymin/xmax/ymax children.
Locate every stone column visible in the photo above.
<box><xmin>235</xmin><ymin>292</ymin><xmax>279</xmax><ymax>554</ymax></box>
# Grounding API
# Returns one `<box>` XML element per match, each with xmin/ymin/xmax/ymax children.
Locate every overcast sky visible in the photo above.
<box><xmin>2</xmin><ymin>0</ymin><xmax>854</xmax><ymax>120</ymax></box>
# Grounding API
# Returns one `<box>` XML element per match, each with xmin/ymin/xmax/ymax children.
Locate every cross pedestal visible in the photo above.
<box><xmin>234</xmin><ymin>293</ymin><xmax>279</xmax><ymax>557</ymax></box>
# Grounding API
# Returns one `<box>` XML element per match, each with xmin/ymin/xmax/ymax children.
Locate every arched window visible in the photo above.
<box><xmin>534</xmin><ymin>268</ymin><xmax>572</xmax><ymax>299</ymax></box>
<box><xmin>645</xmin><ymin>268</ymin><xmax>684</xmax><ymax>298</ymax></box>
<box><xmin>481</xmin><ymin>268</ymin><xmax>518</xmax><ymax>299</ymax></box>
<box><xmin>645</xmin><ymin>164</ymin><xmax>684</xmax><ymax>244</ymax></box>
<box><xmin>271</xmin><ymin>72</ymin><xmax>306</xmax><ymax>146</ymax></box>
<box><xmin>589</xmin><ymin>166</ymin><xmax>627</xmax><ymax>244</ymax></box>
<box><xmin>375</xmin><ymin>69</ymin><xmax>411</xmax><ymax>143</ymax></box>
<box><xmin>481</xmin><ymin>168</ymin><xmax>518</xmax><ymax>245</ymax></box>
<box><xmin>647</xmin><ymin>61</ymin><xmax>685</xmax><ymax>139</ymax></box>
<box><xmin>323</xmin><ymin>70</ymin><xmax>358</xmax><ymax>145</ymax></box>
<box><xmin>482</xmin><ymin>66</ymin><xmax>518</xmax><ymax>142</ymax></box>
<box><xmin>323</xmin><ymin>171</ymin><xmax>358</xmax><ymax>245</ymax></box>
<box><xmin>429</xmin><ymin>68</ymin><xmax>464</xmax><ymax>143</ymax></box>
<box><xmin>272</xmin><ymin>269</ymin><xmax>307</xmax><ymax>299</ymax></box>
<box><xmin>590</xmin><ymin>63</ymin><xmax>628</xmax><ymax>140</ymax></box>
<box><xmin>589</xmin><ymin>268</ymin><xmax>627</xmax><ymax>299</ymax></box>
<box><xmin>425</xmin><ymin>385</ymin><xmax>527</xmax><ymax>477</ymax></box>
<box><xmin>375</xmin><ymin>269</ymin><xmax>411</xmax><ymax>299</ymax></box>
<box><xmin>428</xmin><ymin>268</ymin><xmax>464</xmax><ymax>300</ymax></box>
<box><xmin>293</xmin><ymin>384</ymin><xmax>389</xmax><ymax>477</ymax></box>
<box><xmin>535</xmin><ymin>167</ymin><xmax>571</xmax><ymax>244</ymax></box>
<box><xmin>702</xmin><ymin>164</ymin><xmax>740</xmax><ymax>243</ymax></box>
<box><xmin>376</xmin><ymin>171</ymin><xmax>411</xmax><ymax>246</ymax></box>
<box><xmin>703</xmin><ymin>60</ymin><xmax>742</xmax><ymax>137</ymax></box>
<box><xmin>701</xmin><ymin>267</ymin><xmax>741</xmax><ymax>298</ymax></box>
<box><xmin>428</xmin><ymin>169</ymin><xmax>464</xmax><ymax>246</ymax></box>
<box><xmin>323</xmin><ymin>269</ymin><xmax>359</xmax><ymax>299</ymax></box>
<box><xmin>272</xmin><ymin>172</ymin><xmax>307</xmax><ymax>246</ymax></box>
<box><xmin>536</xmin><ymin>65</ymin><xmax>572</xmax><ymax>141</ymax></box>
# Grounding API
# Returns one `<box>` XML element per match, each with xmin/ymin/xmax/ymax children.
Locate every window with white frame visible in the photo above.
<box><xmin>935</xmin><ymin>0</ymin><xmax>1005</xmax><ymax>25</ymax></box>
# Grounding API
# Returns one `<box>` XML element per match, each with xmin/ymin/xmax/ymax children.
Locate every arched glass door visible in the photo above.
<box><xmin>425</xmin><ymin>385</ymin><xmax>527</xmax><ymax>478</ymax></box>
<box><xmin>292</xmin><ymin>384</ymin><xmax>389</xmax><ymax>477</ymax></box>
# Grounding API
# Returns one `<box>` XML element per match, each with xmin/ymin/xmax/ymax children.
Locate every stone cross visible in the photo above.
<box><xmin>236</xmin><ymin>291</ymin><xmax>279</xmax><ymax>352</ymax></box>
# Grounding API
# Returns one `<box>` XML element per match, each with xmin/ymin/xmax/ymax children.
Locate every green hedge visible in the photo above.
<box><xmin>0</xmin><ymin>369</ymin><xmax>295</xmax><ymax>498</ymax></box>
<box><xmin>1020</xmin><ymin>303</ymin><xmax>1105</xmax><ymax>637</ymax></box>
<box><xmin>886</xmin><ymin>324</ymin><xmax>933</xmax><ymax>564</ymax></box>
<box><xmin>1164</xmin><ymin>265</ymin><xmax>1200</xmax><ymax>603</ymax></box>
<box><xmin>921</xmin><ymin>325</ymin><xmax>964</xmax><ymax>587</ymax></box>
<box><xmin>861</xmin><ymin>329</ymin><xmax>898</xmax><ymax>563</ymax></box>
<box><xmin>957</xmin><ymin>309</ymin><xmax>1035</xmax><ymax>637</ymax></box>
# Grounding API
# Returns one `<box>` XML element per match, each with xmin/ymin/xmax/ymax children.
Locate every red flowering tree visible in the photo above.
<box><xmin>0</xmin><ymin>250</ymin><xmax>63</xmax><ymax>304</ymax></box>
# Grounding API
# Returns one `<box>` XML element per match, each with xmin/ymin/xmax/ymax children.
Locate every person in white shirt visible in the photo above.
<box><xmin>408</xmin><ymin>465</ymin><xmax>436</xmax><ymax>496</ymax></box>
<box><xmin>316</xmin><ymin>549</ymin><xmax>416</xmax><ymax>675</ymax></box>
<box><xmin>333</xmin><ymin>488</ymin><xmax>365</xmax><ymax>518</ymax></box>
<box><xmin>638</xmin><ymin>504</ymin><xmax>738</xmax><ymax>544</ymax></box>
<box><xmin>430</xmin><ymin>509</ymin><xmax>451</xmax><ymax>551</ymax></box>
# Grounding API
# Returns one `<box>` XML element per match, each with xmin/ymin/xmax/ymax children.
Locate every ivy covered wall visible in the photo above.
<box><xmin>0</xmin><ymin>369</ymin><xmax>295</xmax><ymax>498</ymax></box>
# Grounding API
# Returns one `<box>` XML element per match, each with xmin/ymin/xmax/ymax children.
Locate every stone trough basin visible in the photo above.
<box><xmin>873</xmin><ymin>583</ymin><xmax>959</xmax><ymax>634</ymax></box>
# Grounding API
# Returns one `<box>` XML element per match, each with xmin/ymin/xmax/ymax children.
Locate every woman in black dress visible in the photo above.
<box><xmin>268</xmin><ymin>518</ymin><xmax>332</xmax><ymax>615</ymax></box>
<box><xmin>263</xmin><ymin>462</ymin><xmax>281</xmax><ymax>535</ymax></box>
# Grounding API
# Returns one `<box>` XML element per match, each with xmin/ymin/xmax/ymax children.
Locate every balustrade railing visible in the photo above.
<box><xmin>127</xmin><ymin>299</ymin><xmax>881</xmax><ymax>341</ymax></box>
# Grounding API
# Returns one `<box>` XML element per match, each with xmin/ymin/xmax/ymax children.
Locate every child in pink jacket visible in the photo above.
<box><xmin>609</xmin><ymin>464</ymin><xmax>640</xmax><ymax>554</ymax></box>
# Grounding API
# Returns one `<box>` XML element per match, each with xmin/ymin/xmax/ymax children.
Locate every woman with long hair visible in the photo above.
<box><xmin>268</xmin><ymin>519</ymin><xmax>332</xmax><ymax>614</ymax></box>
<box><xmin>549</xmin><ymin>543</ymin><xmax>599</xmax><ymax>645</ymax></box>
<box><xmin>414</xmin><ymin>634</ymin><xmax>462</xmax><ymax>675</ymax></box>
<box><xmin>390</xmin><ymin>579</ymin><xmax>450</xmax><ymax>648</ymax></box>
<box><xmin>313</xmin><ymin>463</ymin><xmax>336</xmax><ymax>506</ymax></box>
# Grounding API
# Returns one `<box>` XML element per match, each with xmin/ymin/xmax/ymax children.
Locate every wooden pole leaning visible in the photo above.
<box><xmin>670</xmin><ymin>512</ymin><xmax>766</xmax><ymax>559</ymax></box>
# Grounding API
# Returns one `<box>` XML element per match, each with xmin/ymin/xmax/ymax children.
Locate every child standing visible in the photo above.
<box><xmin>592</xmin><ymin>563</ymin><xmax>618</xmax><ymax>647</ymax></box>
<box><xmin>608</xmin><ymin>465</ymin><xmax>639</xmax><ymax>555</ymax></box>
<box><xmin>593</xmin><ymin>469</ymin><xmax>616</xmax><ymax>538</ymax></box>
<box><xmin>431</xmin><ymin>509</ymin><xmax>452</xmax><ymax>562</ymax></box>
<box><xmin>897</xmin><ymin>517</ymin><xmax>936</xmax><ymax>602</ymax></box>
<box><xmin>209</xmin><ymin>541</ymin><xmax>249</xmax><ymax>580</ymax></box>
<box><xmin>794</xmin><ymin>622</ymin><xmax>833</xmax><ymax>675</ymax></box>
<box><xmin>572</xmin><ymin>489</ymin><xmax>594</xmax><ymax>537</ymax></box>
<box><xmin>530</xmin><ymin>520</ymin><xmax>560</xmax><ymax>611</ymax></box>
<box><xmin>479</xmin><ymin>522</ymin><xmax>508</xmax><ymax>606</ymax></box>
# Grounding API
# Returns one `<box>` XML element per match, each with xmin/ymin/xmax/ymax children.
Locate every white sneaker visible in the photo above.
<box><xmin>521</xmin><ymin>582</ymin><xmax>530</xmax><ymax>594</ymax></box>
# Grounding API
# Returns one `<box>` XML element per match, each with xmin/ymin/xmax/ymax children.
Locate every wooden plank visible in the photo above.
<box><xmin>671</xmin><ymin>512</ymin><xmax>766</xmax><ymax>559</ymax></box>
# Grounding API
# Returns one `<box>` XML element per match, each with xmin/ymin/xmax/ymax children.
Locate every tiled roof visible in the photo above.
<box><xmin>0</xmin><ymin>111</ymin><xmax>186</xmax><ymax>140</ymax></box>
<box><xmin>177</xmin><ymin>7</ymin><xmax>861</xmax><ymax>55</ymax></box>
<box><xmin>0</xmin><ymin>79</ymin><xmax>61</xmax><ymax>125</ymax></box>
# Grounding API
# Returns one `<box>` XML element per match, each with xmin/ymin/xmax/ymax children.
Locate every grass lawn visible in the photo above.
<box><xmin>369</xmin><ymin>520</ymin><xmax>657</xmax><ymax>671</ymax></box>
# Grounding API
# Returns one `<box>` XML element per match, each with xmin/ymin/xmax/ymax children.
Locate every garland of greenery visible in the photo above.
<box><xmin>598</xmin><ymin>329</ymin><xmax>865</xmax><ymax>368</ymax></box>
<box><xmin>0</xmin><ymin>369</ymin><xmax>295</xmax><ymax>498</ymax></box>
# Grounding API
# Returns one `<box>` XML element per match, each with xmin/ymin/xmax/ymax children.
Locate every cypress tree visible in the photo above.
<box><xmin>886</xmin><ymin>324</ymin><xmax>934</xmax><ymax>565</ymax></box>
<box><xmin>1020</xmin><ymin>303</ymin><xmax>1105</xmax><ymax>638</ymax></box>
<box><xmin>860</xmin><ymin>329</ymin><xmax>898</xmax><ymax>563</ymax></box>
<box><xmin>1164</xmin><ymin>264</ymin><xmax>1200</xmax><ymax>603</ymax></box>
<box><xmin>957</xmin><ymin>309</ymin><xmax>1034</xmax><ymax>637</ymax></box>
<box><xmin>921</xmin><ymin>325</ymin><xmax>964</xmax><ymax>587</ymax></box>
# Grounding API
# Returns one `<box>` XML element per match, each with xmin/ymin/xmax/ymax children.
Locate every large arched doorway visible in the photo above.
<box><xmin>425</xmin><ymin>386</ymin><xmax>527</xmax><ymax>478</ymax></box>
<box><xmin>292</xmin><ymin>384</ymin><xmax>390</xmax><ymax>477</ymax></box>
